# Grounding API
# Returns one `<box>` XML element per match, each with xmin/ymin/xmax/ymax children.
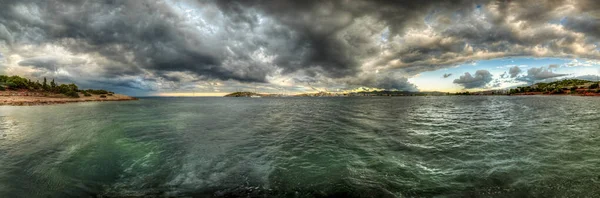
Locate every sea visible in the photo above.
<box><xmin>1</xmin><ymin>96</ymin><xmax>599</xmax><ymax>197</ymax></box>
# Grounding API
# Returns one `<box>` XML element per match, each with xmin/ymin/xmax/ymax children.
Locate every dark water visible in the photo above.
<box><xmin>1</xmin><ymin>96</ymin><xmax>600</xmax><ymax>197</ymax></box>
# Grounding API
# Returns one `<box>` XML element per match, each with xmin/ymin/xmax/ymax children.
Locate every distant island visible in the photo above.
<box><xmin>224</xmin><ymin>92</ymin><xmax>266</xmax><ymax>97</ymax></box>
<box><xmin>0</xmin><ymin>75</ymin><xmax>137</xmax><ymax>106</ymax></box>
<box><xmin>225</xmin><ymin>79</ymin><xmax>600</xmax><ymax>97</ymax></box>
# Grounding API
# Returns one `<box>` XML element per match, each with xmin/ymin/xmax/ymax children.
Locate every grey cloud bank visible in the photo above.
<box><xmin>516</xmin><ymin>66</ymin><xmax>569</xmax><ymax>83</ymax></box>
<box><xmin>509</xmin><ymin>66</ymin><xmax>522</xmax><ymax>78</ymax></box>
<box><xmin>0</xmin><ymin>0</ymin><xmax>599</xmax><ymax>94</ymax></box>
<box><xmin>453</xmin><ymin>70</ymin><xmax>493</xmax><ymax>89</ymax></box>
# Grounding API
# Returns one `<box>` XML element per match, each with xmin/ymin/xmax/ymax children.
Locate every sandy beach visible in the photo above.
<box><xmin>0</xmin><ymin>91</ymin><xmax>137</xmax><ymax>106</ymax></box>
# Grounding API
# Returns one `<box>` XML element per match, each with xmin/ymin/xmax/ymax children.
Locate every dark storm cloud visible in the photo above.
<box><xmin>214</xmin><ymin>0</ymin><xmax>473</xmax><ymax>77</ymax></box>
<box><xmin>516</xmin><ymin>66</ymin><xmax>569</xmax><ymax>83</ymax></box>
<box><xmin>363</xmin><ymin>75</ymin><xmax>418</xmax><ymax>92</ymax></box>
<box><xmin>364</xmin><ymin>0</ymin><xmax>600</xmax><ymax>75</ymax></box>
<box><xmin>345</xmin><ymin>72</ymin><xmax>418</xmax><ymax>92</ymax></box>
<box><xmin>18</xmin><ymin>56</ymin><xmax>86</xmax><ymax>71</ymax></box>
<box><xmin>562</xmin><ymin>15</ymin><xmax>600</xmax><ymax>39</ymax></box>
<box><xmin>509</xmin><ymin>66</ymin><xmax>522</xmax><ymax>78</ymax></box>
<box><xmin>0</xmin><ymin>24</ymin><xmax>12</xmax><ymax>46</ymax></box>
<box><xmin>292</xmin><ymin>76</ymin><xmax>318</xmax><ymax>84</ymax></box>
<box><xmin>0</xmin><ymin>0</ymin><xmax>599</xmax><ymax>93</ymax></box>
<box><xmin>18</xmin><ymin>57</ymin><xmax>59</xmax><ymax>70</ymax></box>
<box><xmin>0</xmin><ymin>0</ymin><xmax>270</xmax><ymax>82</ymax></box>
<box><xmin>443</xmin><ymin>73</ymin><xmax>452</xmax><ymax>78</ymax></box>
<box><xmin>88</xmin><ymin>78</ymin><xmax>156</xmax><ymax>91</ymax></box>
<box><xmin>453</xmin><ymin>70</ymin><xmax>493</xmax><ymax>88</ymax></box>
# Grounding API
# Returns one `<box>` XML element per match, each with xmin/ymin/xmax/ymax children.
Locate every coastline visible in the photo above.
<box><xmin>510</xmin><ymin>92</ymin><xmax>600</xmax><ymax>96</ymax></box>
<box><xmin>0</xmin><ymin>91</ymin><xmax>137</xmax><ymax>106</ymax></box>
<box><xmin>223</xmin><ymin>91</ymin><xmax>600</xmax><ymax>97</ymax></box>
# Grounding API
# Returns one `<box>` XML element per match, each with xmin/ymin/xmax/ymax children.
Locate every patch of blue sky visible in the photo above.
<box><xmin>548</xmin><ymin>17</ymin><xmax>567</xmax><ymax>25</ymax></box>
<box><xmin>409</xmin><ymin>57</ymin><xmax>600</xmax><ymax>92</ymax></box>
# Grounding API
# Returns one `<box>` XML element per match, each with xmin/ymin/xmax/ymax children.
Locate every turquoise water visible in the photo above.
<box><xmin>1</xmin><ymin>96</ymin><xmax>600</xmax><ymax>197</ymax></box>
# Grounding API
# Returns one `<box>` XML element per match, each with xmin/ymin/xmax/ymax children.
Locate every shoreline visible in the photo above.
<box><xmin>0</xmin><ymin>91</ymin><xmax>138</xmax><ymax>106</ymax></box>
<box><xmin>223</xmin><ymin>92</ymin><xmax>600</xmax><ymax>97</ymax></box>
<box><xmin>223</xmin><ymin>94</ymin><xmax>600</xmax><ymax>98</ymax></box>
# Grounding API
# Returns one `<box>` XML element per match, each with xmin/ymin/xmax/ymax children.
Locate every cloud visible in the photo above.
<box><xmin>490</xmin><ymin>79</ymin><xmax>502</xmax><ymax>88</ymax></box>
<box><xmin>516</xmin><ymin>66</ymin><xmax>569</xmax><ymax>83</ymax></box>
<box><xmin>443</xmin><ymin>73</ymin><xmax>452</xmax><ymax>78</ymax></box>
<box><xmin>571</xmin><ymin>75</ymin><xmax>600</xmax><ymax>81</ymax></box>
<box><xmin>453</xmin><ymin>70</ymin><xmax>493</xmax><ymax>89</ymax></box>
<box><xmin>363</xmin><ymin>75</ymin><xmax>418</xmax><ymax>92</ymax></box>
<box><xmin>500</xmin><ymin>72</ymin><xmax>507</xmax><ymax>78</ymax></box>
<box><xmin>565</xmin><ymin>59</ymin><xmax>600</xmax><ymax>67</ymax></box>
<box><xmin>0</xmin><ymin>1</ymin><xmax>275</xmax><ymax>82</ymax></box>
<box><xmin>0</xmin><ymin>0</ymin><xmax>599</xmax><ymax>94</ymax></box>
<box><xmin>18</xmin><ymin>56</ymin><xmax>88</xmax><ymax>71</ymax></box>
<box><xmin>509</xmin><ymin>66</ymin><xmax>522</xmax><ymax>78</ymax></box>
<box><xmin>0</xmin><ymin>24</ymin><xmax>13</xmax><ymax>46</ymax></box>
<box><xmin>345</xmin><ymin>72</ymin><xmax>418</xmax><ymax>92</ymax></box>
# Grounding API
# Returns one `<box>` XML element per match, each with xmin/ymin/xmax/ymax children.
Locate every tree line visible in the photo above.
<box><xmin>0</xmin><ymin>75</ymin><xmax>113</xmax><ymax>98</ymax></box>
<box><xmin>509</xmin><ymin>79</ymin><xmax>600</xmax><ymax>94</ymax></box>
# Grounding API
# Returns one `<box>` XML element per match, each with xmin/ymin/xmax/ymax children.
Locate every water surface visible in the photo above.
<box><xmin>1</xmin><ymin>96</ymin><xmax>600</xmax><ymax>197</ymax></box>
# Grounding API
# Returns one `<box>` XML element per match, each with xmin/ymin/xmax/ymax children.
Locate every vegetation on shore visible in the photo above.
<box><xmin>453</xmin><ymin>79</ymin><xmax>600</xmax><ymax>96</ymax></box>
<box><xmin>0</xmin><ymin>75</ymin><xmax>114</xmax><ymax>98</ymax></box>
<box><xmin>508</xmin><ymin>79</ymin><xmax>600</xmax><ymax>95</ymax></box>
<box><xmin>224</xmin><ymin>92</ymin><xmax>262</xmax><ymax>97</ymax></box>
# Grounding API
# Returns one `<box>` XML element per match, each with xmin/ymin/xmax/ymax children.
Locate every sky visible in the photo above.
<box><xmin>0</xmin><ymin>0</ymin><xmax>599</xmax><ymax>96</ymax></box>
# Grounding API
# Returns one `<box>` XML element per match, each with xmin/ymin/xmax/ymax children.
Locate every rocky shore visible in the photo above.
<box><xmin>0</xmin><ymin>91</ymin><xmax>137</xmax><ymax>106</ymax></box>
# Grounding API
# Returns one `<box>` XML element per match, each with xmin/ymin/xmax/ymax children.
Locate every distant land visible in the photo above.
<box><xmin>224</xmin><ymin>90</ymin><xmax>449</xmax><ymax>97</ymax></box>
<box><xmin>461</xmin><ymin>79</ymin><xmax>600</xmax><ymax>96</ymax></box>
<box><xmin>0</xmin><ymin>75</ymin><xmax>137</xmax><ymax>106</ymax></box>
<box><xmin>225</xmin><ymin>79</ymin><xmax>600</xmax><ymax>97</ymax></box>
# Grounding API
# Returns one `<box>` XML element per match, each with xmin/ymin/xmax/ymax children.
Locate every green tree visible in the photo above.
<box><xmin>43</xmin><ymin>77</ymin><xmax>49</xmax><ymax>91</ymax></box>
<box><xmin>5</xmin><ymin>81</ymin><xmax>17</xmax><ymax>89</ymax></box>
<box><xmin>4</xmin><ymin>76</ymin><xmax>29</xmax><ymax>90</ymax></box>
<box><xmin>67</xmin><ymin>83</ymin><xmax>78</xmax><ymax>92</ymax></box>
<box><xmin>50</xmin><ymin>79</ymin><xmax>56</xmax><ymax>91</ymax></box>
<box><xmin>58</xmin><ymin>84</ymin><xmax>70</xmax><ymax>93</ymax></box>
<box><xmin>35</xmin><ymin>80</ymin><xmax>42</xmax><ymax>90</ymax></box>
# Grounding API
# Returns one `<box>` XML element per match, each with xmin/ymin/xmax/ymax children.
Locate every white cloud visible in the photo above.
<box><xmin>565</xmin><ymin>59</ymin><xmax>600</xmax><ymax>67</ymax></box>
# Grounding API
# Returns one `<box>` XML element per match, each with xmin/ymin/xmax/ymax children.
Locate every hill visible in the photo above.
<box><xmin>509</xmin><ymin>79</ymin><xmax>600</xmax><ymax>95</ymax></box>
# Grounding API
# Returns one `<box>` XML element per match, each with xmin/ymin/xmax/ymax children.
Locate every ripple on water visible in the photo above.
<box><xmin>1</xmin><ymin>97</ymin><xmax>600</xmax><ymax>197</ymax></box>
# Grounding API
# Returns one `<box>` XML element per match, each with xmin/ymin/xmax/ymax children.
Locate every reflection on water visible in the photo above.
<box><xmin>1</xmin><ymin>96</ymin><xmax>600</xmax><ymax>197</ymax></box>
